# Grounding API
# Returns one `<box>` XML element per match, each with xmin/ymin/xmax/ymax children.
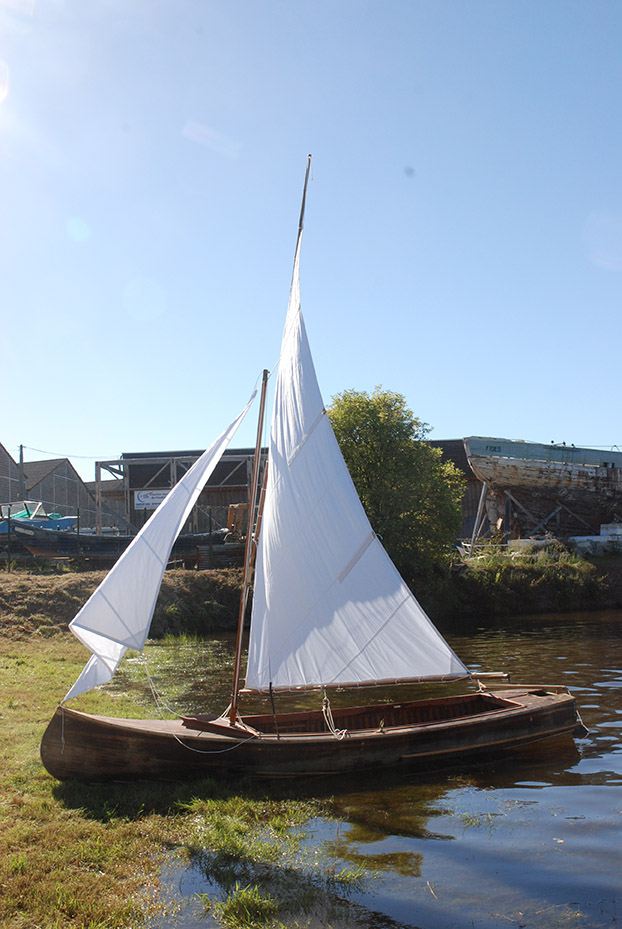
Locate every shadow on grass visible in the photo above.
<box><xmin>50</xmin><ymin>765</ymin><xmax>436</xmax><ymax>823</ymax></box>
<box><xmin>50</xmin><ymin>737</ymin><xmax>581</xmax><ymax>824</ymax></box>
<box><xmin>51</xmin><ymin>774</ymin><xmax>294</xmax><ymax>821</ymax></box>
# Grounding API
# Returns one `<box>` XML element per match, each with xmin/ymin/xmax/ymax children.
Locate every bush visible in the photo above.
<box><xmin>429</xmin><ymin>550</ymin><xmax>606</xmax><ymax>617</ymax></box>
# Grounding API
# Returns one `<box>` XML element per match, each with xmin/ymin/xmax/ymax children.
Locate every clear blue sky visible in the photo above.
<box><xmin>2</xmin><ymin>1</ymin><xmax>621</xmax><ymax>481</ymax></box>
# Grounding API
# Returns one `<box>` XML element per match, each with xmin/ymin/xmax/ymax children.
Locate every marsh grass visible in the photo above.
<box><xmin>178</xmin><ymin>790</ymin><xmax>370</xmax><ymax>929</ymax></box>
<box><xmin>205</xmin><ymin>883</ymin><xmax>282</xmax><ymax>929</ymax></box>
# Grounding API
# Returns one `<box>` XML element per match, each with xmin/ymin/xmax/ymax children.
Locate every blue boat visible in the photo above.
<box><xmin>0</xmin><ymin>500</ymin><xmax>77</xmax><ymax>535</ymax></box>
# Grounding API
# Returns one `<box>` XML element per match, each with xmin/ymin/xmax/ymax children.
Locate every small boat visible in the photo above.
<box><xmin>0</xmin><ymin>500</ymin><xmax>77</xmax><ymax>535</ymax></box>
<box><xmin>41</xmin><ymin>159</ymin><xmax>577</xmax><ymax>782</ymax></box>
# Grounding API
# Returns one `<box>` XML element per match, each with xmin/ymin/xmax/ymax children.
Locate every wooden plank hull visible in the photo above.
<box><xmin>464</xmin><ymin>437</ymin><xmax>622</xmax><ymax>535</ymax></box>
<box><xmin>40</xmin><ymin>688</ymin><xmax>577</xmax><ymax>782</ymax></box>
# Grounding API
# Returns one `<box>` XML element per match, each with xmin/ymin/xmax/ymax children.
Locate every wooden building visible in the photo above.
<box><xmin>83</xmin><ymin>481</ymin><xmax>130</xmax><ymax>531</ymax></box>
<box><xmin>97</xmin><ymin>442</ymin><xmax>480</xmax><ymax>543</ymax></box>
<box><xmin>94</xmin><ymin>448</ymin><xmax>265</xmax><ymax>535</ymax></box>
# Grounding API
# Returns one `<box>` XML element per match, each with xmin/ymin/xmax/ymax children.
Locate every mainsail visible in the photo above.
<box><xmin>64</xmin><ymin>391</ymin><xmax>257</xmax><ymax>702</ymax></box>
<box><xmin>245</xmin><ymin>236</ymin><xmax>468</xmax><ymax>694</ymax></box>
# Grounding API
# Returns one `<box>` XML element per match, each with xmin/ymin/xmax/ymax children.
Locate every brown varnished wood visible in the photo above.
<box><xmin>40</xmin><ymin>687</ymin><xmax>577</xmax><ymax>782</ymax></box>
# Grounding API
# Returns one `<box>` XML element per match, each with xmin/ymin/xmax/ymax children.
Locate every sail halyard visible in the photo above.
<box><xmin>63</xmin><ymin>389</ymin><xmax>259</xmax><ymax>703</ymax></box>
<box><xmin>245</xmin><ymin>162</ymin><xmax>469</xmax><ymax>696</ymax></box>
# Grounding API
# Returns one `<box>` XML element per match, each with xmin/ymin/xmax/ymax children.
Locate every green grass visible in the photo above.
<box><xmin>206</xmin><ymin>883</ymin><xmax>282</xmax><ymax>929</ymax></box>
<box><xmin>0</xmin><ymin>631</ymin><xmax>365</xmax><ymax>929</ymax></box>
<box><xmin>424</xmin><ymin>547</ymin><xmax>607</xmax><ymax>618</ymax></box>
<box><xmin>0</xmin><ymin>635</ymin><xmax>167</xmax><ymax>927</ymax></box>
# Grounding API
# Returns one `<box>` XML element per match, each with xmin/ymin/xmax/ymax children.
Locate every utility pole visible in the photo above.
<box><xmin>18</xmin><ymin>445</ymin><xmax>26</xmax><ymax>500</ymax></box>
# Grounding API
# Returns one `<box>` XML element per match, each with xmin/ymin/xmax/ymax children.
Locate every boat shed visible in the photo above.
<box><xmin>0</xmin><ymin>446</ymin><xmax>105</xmax><ymax>528</ymax></box>
<box><xmin>428</xmin><ymin>439</ymin><xmax>482</xmax><ymax>539</ymax></box>
<box><xmin>94</xmin><ymin>448</ymin><xmax>266</xmax><ymax>535</ymax></box>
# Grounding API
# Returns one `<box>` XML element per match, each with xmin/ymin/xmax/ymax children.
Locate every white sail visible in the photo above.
<box><xmin>64</xmin><ymin>390</ymin><xmax>257</xmax><ymax>702</ymax></box>
<box><xmin>245</xmin><ymin>239</ymin><xmax>468</xmax><ymax>693</ymax></box>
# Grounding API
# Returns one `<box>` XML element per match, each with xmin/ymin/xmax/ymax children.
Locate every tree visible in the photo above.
<box><xmin>327</xmin><ymin>387</ymin><xmax>465</xmax><ymax>585</ymax></box>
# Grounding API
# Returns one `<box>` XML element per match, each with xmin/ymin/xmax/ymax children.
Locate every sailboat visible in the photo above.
<box><xmin>40</xmin><ymin>159</ymin><xmax>577</xmax><ymax>782</ymax></box>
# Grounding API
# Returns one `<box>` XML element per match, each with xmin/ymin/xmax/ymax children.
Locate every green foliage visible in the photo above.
<box><xmin>440</xmin><ymin>550</ymin><xmax>606</xmax><ymax>617</ymax></box>
<box><xmin>327</xmin><ymin>387</ymin><xmax>465</xmax><ymax>585</ymax></box>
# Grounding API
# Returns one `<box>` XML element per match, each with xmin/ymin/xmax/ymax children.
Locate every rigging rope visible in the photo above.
<box><xmin>139</xmin><ymin>656</ymin><xmax>259</xmax><ymax>754</ymax></box>
<box><xmin>322</xmin><ymin>691</ymin><xmax>347</xmax><ymax>740</ymax></box>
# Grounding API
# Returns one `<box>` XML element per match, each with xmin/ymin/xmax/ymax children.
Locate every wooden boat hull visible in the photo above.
<box><xmin>41</xmin><ymin>687</ymin><xmax>577</xmax><ymax>782</ymax></box>
<box><xmin>464</xmin><ymin>436</ymin><xmax>622</xmax><ymax>535</ymax></box>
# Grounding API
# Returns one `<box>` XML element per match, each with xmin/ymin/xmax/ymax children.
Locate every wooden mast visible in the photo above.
<box><xmin>228</xmin><ymin>155</ymin><xmax>312</xmax><ymax>725</ymax></box>
<box><xmin>297</xmin><ymin>154</ymin><xmax>311</xmax><ymax>239</ymax></box>
<box><xmin>229</xmin><ymin>368</ymin><xmax>269</xmax><ymax>725</ymax></box>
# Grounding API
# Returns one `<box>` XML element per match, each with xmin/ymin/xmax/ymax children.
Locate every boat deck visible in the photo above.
<box><xmin>182</xmin><ymin>691</ymin><xmax>521</xmax><ymax>736</ymax></box>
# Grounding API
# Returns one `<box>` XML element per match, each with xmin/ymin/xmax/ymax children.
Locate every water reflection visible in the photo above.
<box><xmin>135</xmin><ymin>610</ymin><xmax>622</xmax><ymax>928</ymax></box>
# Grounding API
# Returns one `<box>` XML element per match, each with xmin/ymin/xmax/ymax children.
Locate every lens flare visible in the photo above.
<box><xmin>65</xmin><ymin>216</ymin><xmax>90</xmax><ymax>244</ymax></box>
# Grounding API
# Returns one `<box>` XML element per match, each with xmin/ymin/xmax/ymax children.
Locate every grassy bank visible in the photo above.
<box><xmin>424</xmin><ymin>549</ymin><xmax>610</xmax><ymax>619</ymax></box>
<box><xmin>0</xmin><ymin>632</ymin><xmax>371</xmax><ymax>929</ymax></box>
<box><xmin>0</xmin><ymin>567</ymin><xmax>244</xmax><ymax>639</ymax></box>
<box><xmin>0</xmin><ymin>551</ymin><xmax>617</xmax><ymax>645</ymax></box>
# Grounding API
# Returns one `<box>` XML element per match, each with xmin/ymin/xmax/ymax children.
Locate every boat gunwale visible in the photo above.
<box><xmin>54</xmin><ymin>688</ymin><xmax>575</xmax><ymax>744</ymax></box>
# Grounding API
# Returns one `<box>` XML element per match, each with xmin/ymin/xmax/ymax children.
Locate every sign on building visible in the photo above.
<box><xmin>134</xmin><ymin>490</ymin><xmax>169</xmax><ymax>510</ymax></box>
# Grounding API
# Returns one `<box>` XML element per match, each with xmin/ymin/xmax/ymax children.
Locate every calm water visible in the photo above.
<box><xmin>135</xmin><ymin>610</ymin><xmax>622</xmax><ymax>929</ymax></box>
